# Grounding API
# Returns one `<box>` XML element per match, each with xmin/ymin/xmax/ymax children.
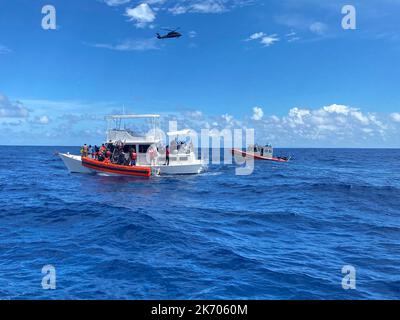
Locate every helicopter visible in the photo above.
<box><xmin>156</xmin><ymin>28</ymin><xmax>182</xmax><ymax>39</ymax></box>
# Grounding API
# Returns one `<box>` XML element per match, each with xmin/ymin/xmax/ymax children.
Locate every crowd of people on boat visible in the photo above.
<box><xmin>80</xmin><ymin>143</ymin><xmax>138</xmax><ymax>166</ymax></box>
<box><xmin>80</xmin><ymin>142</ymin><xmax>171</xmax><ymax>167</ymax></box>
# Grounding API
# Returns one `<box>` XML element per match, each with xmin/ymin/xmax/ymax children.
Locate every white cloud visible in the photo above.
<box><xmin>103</xmin><ymin>0</ymin><xmax>130</xmax><ymax>6</ymax></box>
<box><xmin>191</xmin><ymin>1</ymin><xmax>225</xmax><ymax>13</ymax></box>
<box><xmin>267</xmin><ymin>104</ymin><xmax>392</xmax><ymax>145</ymax></box>
<box><xmin>285</xmin><ymin>31</ymin><xmax>296</xmax><ymax>37</ymax></box>
<box><xmin>168</xmin><ymin>0</ymin><xmax>249</xmax><ymax>15</ymax></box>
<box><xmin>323</xmin><ymin>104</ymin><xmax>350</xmax><ymax>115</ymax></box>
<box><xmin>165</xmin><ymin>103</ymin><xmax>397</xmax><ymax>147</ymax></box>
<box><xmin>125</xmin><ymin>3</ymin><xmax>156</xmax><ymax>28</ymax></box>
<box><xmin>90</xmin><ymin>38</ymin><xmax>159</xmax><ymax>51</ymax></box>
<box><xmin>145</xmin><ymin>0</ymin><xmax>166</xmax><ymax>4</ymax></box>
<box><xmin>270</xmin><ymin>115</ymin><xmax>280</xmax><ymax>122</ymax></box>
<box><xmin>390</xmin><ymin>113</ymin><xmax>400</xmax><ymax>122</ymax></box>
<box><xmin>362</xmin><ymin>128</ymin><xmax>373</xmax><ymax>134</ymax></box>
<box><xmin>2</xmin><ymin>98</ymin><xmax>399</xmax><ymax>147</ymax></box>
<box><xmin>222</xmin><ymin>113</ymin><xmax>233</xmax><ymax>123</ymax></box>
<box><xmin>246</xmin><ymin>32</ymin><xmax>266</xmax><ymax>41</ymax></box>
<box><xmin>310</xmin><ymin>22</ymin><xmax>327</xmax><ymax>35</ymax></box>
<box><xmin>285</xmin><ymin>31</ymin><xmax>300</xmax><ymax>42</ymax></box>
<box><xmin>169</xmin><ymin>5</ymin><xmax>188</xmax><ymax>15</ymax></box>
<box><xmin>275</xmin><ymin>13</ymin><xmax>309</xmax><ymax>30</ymax></box>
<box><xmin>287</xmin><ymin>37</ymin><xmax>300</xmax><ymax>43</ymax></box>
<box><xmin>246</xmin><ymin>32</ymin><xmax>279</xmax><ymax>47</ymax></box>
<box><xmin>251</xmin><ymin>106</ymin><xmax>264</xmax><ymax>121</ymax></box>
<box><xmin>188</xmin><ymin>30</ymin><xmax>197</xmax><ymax>38</ymax></box>
<box><xmin>0</xmin><ymin>93</ymin><xmax>29</xmax><ymax>118</ymax></box>
<box><xmin>351</xmin><ymin>110</ymin><xmax>370</xmax><ymax>125</ymax></box>
<box><xmin>0</xmin><ymin>45</ymin><xmax>11</xmax><ymax>54</ymax></box>
<box><xmin>33</xmin><ymin>115</ymin><xmax>50</xmax><ymax>125</ymax></box>
<box><xmin>260</xmin><ymin>34</ymin><xmax>279</xmax><ymax>47</ymax></box>
<box><xmin>190</xmin><ymin>110</ymin><xmax>203</xmax><ymax>118</ymax></box>
<box><xmin>288</xmin><ymin>107</ymin><xmax>311</xmax><ymax>125</ymax></box>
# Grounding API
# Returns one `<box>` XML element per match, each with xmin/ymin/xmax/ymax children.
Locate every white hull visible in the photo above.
<box><xmin>155</xmin><ymin>162</ymin><xmax>206</xmax><ymax>175</ymax></box>
<box><xmin>58</xmin><ymin>153</ymin><xmax>93</xmax><ymax>174</ymax></box>
<box><xmin>58</xmin><ymin>153</ymin><xmax>206</xmax><ymax>175</ymax></box>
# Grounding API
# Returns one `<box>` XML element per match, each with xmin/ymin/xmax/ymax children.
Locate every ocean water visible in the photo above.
<box><xmin>0</xmin><ymin>146</ymin><xmax>399</xmax><ymax>299</ymax></box>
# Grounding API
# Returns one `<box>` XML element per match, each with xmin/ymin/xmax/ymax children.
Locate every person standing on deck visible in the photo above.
<box><xmin>130</xmin><ymin>148</ymin><xmax>137</xmax><ymax>166</ymax></box>
<box><xmin>149</xmin><ymin>146</ymin><xmax>158</xmax><ymax>166</ymax></box>
<box><xmin>165</xmin><ymin>145</ymin><xmax>170</xmax><ymax>166</ymax></box>
<box><xmin>81</xmin><ymin>144</ymin><xmax>88</xmax><ymax>157</ymax></box>
<box><xmin>94</xmin><ymin>145</ymin><xmax>99</xmax><ymax>159</ymax></box>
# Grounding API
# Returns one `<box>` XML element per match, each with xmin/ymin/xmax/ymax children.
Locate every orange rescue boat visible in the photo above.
<box><xmin>232</xmin><ymin>144</ymin><xmax>290</xmax><ymax>163</ymax></box>
<box><xmin>81</xmin><ymin>157</ymin><xmax>152</xmax><ymax>177</ymax></box>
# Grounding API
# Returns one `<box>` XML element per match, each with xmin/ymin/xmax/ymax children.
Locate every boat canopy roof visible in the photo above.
<box><xmin>167</xmin><ymin>129</ymin><xmax>192</xmax><ymax>136</ymax></box>
<box><xmin>105</xmin><ymin>113</ymin><xmax>161</xmax><ymax>144</ymax></box>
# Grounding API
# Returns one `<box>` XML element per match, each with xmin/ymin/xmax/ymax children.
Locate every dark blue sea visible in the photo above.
<box><xmin>1</xmin><ymin>146</ymin><xmax>399</xmax><ymax>299</ymax></box>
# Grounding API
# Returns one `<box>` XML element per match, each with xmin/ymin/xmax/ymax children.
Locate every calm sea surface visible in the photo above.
<box><xmin>0</xmin><ymin>146</ymin><xmax>399</xmax><ymax>299</ymax></box>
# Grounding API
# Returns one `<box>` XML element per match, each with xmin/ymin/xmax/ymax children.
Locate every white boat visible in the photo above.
<box><xmin>58</xmin><ymin>114</ymin><xmax>207</xmax><ymax>175</ymax></box>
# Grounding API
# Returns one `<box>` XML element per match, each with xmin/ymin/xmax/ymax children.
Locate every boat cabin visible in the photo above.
<box><xmin>247</xmin><ymin>144</ymin><xmax>273</xmax><ymax>159</ymax></box>
<box><xmin>105</xmin><ymin>114</ymin><xmax>161</xmax><ymax>165</ymax></box>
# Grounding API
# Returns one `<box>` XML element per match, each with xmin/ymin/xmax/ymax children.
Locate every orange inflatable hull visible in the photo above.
<box><xmin>82</xmin><ymin>157</ymin><xmax>151</xmax><ymax>177</ymax></box>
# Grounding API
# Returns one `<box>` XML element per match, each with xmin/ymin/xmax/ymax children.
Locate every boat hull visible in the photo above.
<box><xmin>59</xmin><ymin>153</ymin><xmax>206</xmax><ymax>175</ymax></box>
<box><xmin>232</xmin><ymin>149</ymin><xmax>289</xmax><ymax>162</ymax></box>
<box><xmin>81</xmin><ymin>157</ymin><xmax>151</xmax><ymax>177</ymax></box>
<box><xmin>155</xmin><ymin>162</ymin><xmax>206</xmax><ymax>175</ymax></box>
<box><xmin>58</xmin><ymin>153</ymin><xmax>93</xmax><ymax>173</ymax></box>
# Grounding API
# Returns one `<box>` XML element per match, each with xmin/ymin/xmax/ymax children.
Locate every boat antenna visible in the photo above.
<box><xmin>122</xmin><ymin>104</ymin><xmax>125</xmax><ymax>129</ymax></box>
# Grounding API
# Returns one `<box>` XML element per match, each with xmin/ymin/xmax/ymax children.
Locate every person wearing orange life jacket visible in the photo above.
<box><xmin>101</xmin><ymin>149</ymin><xmax>111</xmax><ymax>164</ymax></box>
<box><xmin>130</xmin><ymin>148</ymin><xmax>137</xmax><ymax>166</ymax></box>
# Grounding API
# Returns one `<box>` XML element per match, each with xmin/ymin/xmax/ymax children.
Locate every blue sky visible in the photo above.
<box><xmin>0</xmin><ymin>0</ymin><xmax>400</xmax><ymax>146</ymax></box>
